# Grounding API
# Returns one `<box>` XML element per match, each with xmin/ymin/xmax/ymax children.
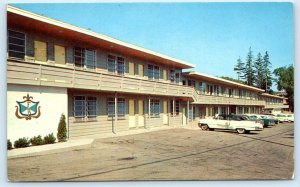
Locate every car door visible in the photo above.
<box><xmin>215</xmin><ymin>115</ymin><xmax>229</xmax><ymax>129</ymax></box>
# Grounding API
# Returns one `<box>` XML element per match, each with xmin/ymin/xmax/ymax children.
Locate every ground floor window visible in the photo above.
<box><xmin>150</xmin><ymin>99</ymin><xmax>160</xmax><ymax>118</ymax></box>
<box><xmin>74</xmin><ymin>96</ymin><xmax>97</xmax><ymax>121</ymax></box>
<box><xmin>107</xmin><ymin>98</ymin><xmax>126</xmax><ymax>119</ymax></box>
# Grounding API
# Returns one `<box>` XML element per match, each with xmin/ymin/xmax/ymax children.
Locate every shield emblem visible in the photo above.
<box><xmin>15</xmin><ymin>94</ymin><xmax>41</xmax><ymax>120</ymax></box>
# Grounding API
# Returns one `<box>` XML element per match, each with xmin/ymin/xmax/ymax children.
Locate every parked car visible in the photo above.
<box><xmin>198</xmin><ymin>114</ymin><xmax>264</xmax><ymax>134</ymax></box>
<box><xmin>244</xmin><ymin>114</ymin><xmax>275</xmax><ymax>127</ymax></box>
<box><xmin>272</xmin><ymin>113</ymin><xmax>289</xmax><ymax>123</ymax></box>
<box><xmin>264</xmin><ymin>114</ymin><xmax>279</xmax><ymax>124</ymax></box>
<box><xmin>286</xmin><ymin>114</ymin><xmax>294</xmax><ymax>122</ymax></box>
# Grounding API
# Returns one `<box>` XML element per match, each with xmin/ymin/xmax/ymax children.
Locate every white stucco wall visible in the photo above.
<box><xmin>7</xmin><ymin>84</ymin><xmax>68</xmax><ymax>143</ymax></box>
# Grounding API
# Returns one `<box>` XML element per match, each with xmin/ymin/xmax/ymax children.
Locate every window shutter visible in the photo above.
<box><xmin>26</xmin><ymin>35</ymin><xmax>34</xmax><ymax>57</ymax></box>
<box><xmin>47</xmin><ymin>42</ymin><xmax>54</xmax><ymax>61</ymax></box>
<box><xmin>66</xmin><ymin>47</ymin><xmax>74</xmax><ymax>64</ymax></box>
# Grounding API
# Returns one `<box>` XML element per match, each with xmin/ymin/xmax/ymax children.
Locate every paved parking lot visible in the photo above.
<box><xmin>8</xmin><ymin>123</ymin><xmax>294</xmax><ymax>181</ymax></box>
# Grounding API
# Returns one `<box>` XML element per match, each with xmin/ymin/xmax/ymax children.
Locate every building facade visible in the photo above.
<box><xmin>7</xmin><ymin>6</ymin><xmax>288</xmax><ymax>142</ymax></box>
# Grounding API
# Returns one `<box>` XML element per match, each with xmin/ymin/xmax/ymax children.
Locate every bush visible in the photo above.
<box><xmin>44</xmin><ymin>133</ymin><xmax>56</xmax><ymax>144</ymax></box>
<box><xmin>30</xmin><ymin>135</ymin><xmax>44</xmax><ymax>146</ymax></box>
<box><xmin>7</xmin><ymin>139</ymin><xmax>12</xmax><ymax>150</ymax></box>
<box><xmin>14</xmin><ymin>137</ymin><xmax>30</xmax><ymax>148</ymax></box>
<box><xmin>57</xmin><ymin>114</ymin><xmax>67</xmax><ymax>142</ymax></box>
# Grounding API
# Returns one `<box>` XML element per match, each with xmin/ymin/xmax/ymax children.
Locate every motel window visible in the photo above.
<box><xmin>74</xmin><ymin>96</ymin><xmax>97</xmax><ymax>120</ymax></box>
<box><xmin>150</xmin><ymin>99</ymin><xmax>160</xmax><ymax>118</ymax></box>
<box><xmin>107</xmin><ymin>98</ymin><xmax>126</xmax><ymax>119</ymax></box>
<box><xmin>198</xmin><ymin>82</ymin><xmax>206</xmax><ymax>94</ymax></box>
<box><xmin>228</xmin><ymin>88</ymin><xmax>233</xmax><ymax>97</ymax></box>
<box><xmin>221</xmin><ymin>87</ymin><xmax>226</xmax><ymax>95</ymax></box>
<box><xmin>8</xmin><ymin>30</ymin><xmax>25</xmax><ymax>59</ymax></box>
<box><xmin>74</xmin><ymin>47</ymin><xmax>96</xmax><ymax>69</ymax></box>
<box><xmin>148</xmin><ymin>65</ymin><xmax>160</xmax><ymax>80</ymax></box>
<box><xmin>169</xmin><ymin>70</ymin><xmax>175</xmax><ymax>82</ymax></box>
<box><xmin>107</xmin><ymin>55</ymin><xmax>125</xmax><ymax>75</ymax></box>
<box><xmin>170</xmin><ymin>100</ymin><xmax>180</xmax><ymax>116</ymax></box>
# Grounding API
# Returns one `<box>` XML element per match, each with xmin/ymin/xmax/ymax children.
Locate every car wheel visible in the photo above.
<box><xmin>237</xmin><ymin>128</ymin><xmax>246</xmax><ymax>134</ymax></box>
<box><xmin>201</xmin><ymin>124</ymin><xmax>209</xmax><ymax>131</ymax></box>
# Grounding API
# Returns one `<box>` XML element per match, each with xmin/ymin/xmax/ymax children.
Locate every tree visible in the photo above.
<box><xmin>254</xmin><ymin>52</ymin><xmax>264</xmax><ymax>89</ymax></box>
<box><xmin>57</xmin><ymin>114</ymin><xmax>67</xmax><ymax>142</ymax></box>
<box><xmin>242</xmin><ymin>47</ymin><xmax>255</xmax><ymax>86</ymax></box>
<box><xmin>262</xmin><ymin>51</ymin><xmax>273</xmax><ymax>92</ymax></box>
<box><xmin>234</xmin><ymin>57</ymin><xmax>245</xmax><ymax>80</ymax></box>
<box><xmin>273</xmin><ymin>65</ymin><xmax>294</xmax><ymax>112</ymax></box>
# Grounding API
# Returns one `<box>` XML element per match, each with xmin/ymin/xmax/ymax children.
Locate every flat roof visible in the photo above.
<box><xmin>7</xmin><ymin>5</ymin><xmax>195</xmax><ymax>69</ymax></box>
<box><xmin>184</xmin><ymin>71</ymin><xmax>265</xmax><ymax>92</ymax></box>
<box><xmin>261</xmin><ymin>93</ymin><xmax>285</xmax><ymax>99</ymax></box>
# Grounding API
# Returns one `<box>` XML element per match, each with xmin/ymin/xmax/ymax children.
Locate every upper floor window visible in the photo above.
<box><xmin>198</xmin><ymin>82</ymin><xmax>206</xmax><ymax>94</ymax></box>
<box><xmin>148</xmin><ymin>64</ymin><xmax>159</xmax><ymax>80</ymax></box>
<box><xmin>228</xmin><ymin>88</ymin><xmax>233</xmax><ymax>97</ymax></box>
<box><xmin>107</xmin><ymin>55</ymin><xmax>125</xmax><ymax>75</ymax></box>
<box><xmin>8</xmin><ymin>30</ymin><xmax>25</xmax><ymax>59</ymax></box>
<box><xmin>74</xmin><ymin>47</ymin><xmax>96</xmax><ymax>69</ymax></box>
<box><xmin>169</xmin><ymin>70</ymin><xmax>175</xmax><ymax>82</ymax></box>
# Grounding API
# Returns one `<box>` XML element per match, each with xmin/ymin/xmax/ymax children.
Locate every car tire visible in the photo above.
<box><xmin>201</xmin><ymin>124</ymin><xmax>209</xmax><ymax>131</ymax></box>
<box><xmin>237</xmin><ymin>128</ymin><xmax>246</xmax><ymax>134</ymax></box>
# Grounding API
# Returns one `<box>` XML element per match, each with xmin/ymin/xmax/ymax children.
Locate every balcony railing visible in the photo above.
<box><xmin>7</xmin><ymin>60</ymin><xmax>194</xmax><ymax>98</ymax></box>
<box><xmin>264</xmin><ymin>103</ymin><xmax>289</xmax><ymax>109</ymax></box>
<box><xmin>192</xmin><ymin>92</ymin><xmax>266</xmax><ymax>106</ymax></box>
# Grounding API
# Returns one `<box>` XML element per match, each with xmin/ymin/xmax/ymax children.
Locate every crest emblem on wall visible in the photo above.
<box><xmin>15</xmin><ymin>94</ymin><xmax>41</xmax><ymax>120</ymax></box>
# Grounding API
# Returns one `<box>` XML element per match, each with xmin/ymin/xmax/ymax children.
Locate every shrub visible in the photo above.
<box><xmin>57</xmin><ymin>114</ymin><xmax>67</xmax><ymax>142</ymax></box>
<box><xmin>30</xmin><ymin>135</ymin><xmax>44</xmax><ymax>146</ymax></box>
<box><xmin>14</xmin><ymin>137</ymin><xmax>30</xmax><ymax>148</ymax></box>
<box><xmin>7</xmin><ymin>139</ymin><xmax>12</xmax><ymax>150</ymax></box>
<box><xmin>44</xmin><ymin>133</ymin><xmax>56</xmax><ymax>144</ymax></box>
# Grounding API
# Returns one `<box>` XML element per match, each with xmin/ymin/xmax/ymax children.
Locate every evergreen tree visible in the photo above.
<box><xmin>242</xmin><ymin>47</ymin><xmax>255</xmax><ymax>86</ymax></box>
<box><xmin>262</xmin><ymin>51</ymin><xmax>272</xmax><ymax>92</ymax></box>
<box><xmin>234</xmin><ymin>56</ymin><xmax>245</xmax><ymax>80</ymax></box>
<box><xmin>254</xmin><ymin>52</ymin><xmax>264</xmax><ymax>89</ymax></box>
<box><xmin>57</xmin><ymin>114</ymin><xmax>67</xmax><ymax>142</ymax></box>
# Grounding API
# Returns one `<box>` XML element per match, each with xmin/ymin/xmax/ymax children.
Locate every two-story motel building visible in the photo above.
<box><xmin>7</xmin><ymin>6</ymin><xmax>288</xmax><ymax>142</ymax></box>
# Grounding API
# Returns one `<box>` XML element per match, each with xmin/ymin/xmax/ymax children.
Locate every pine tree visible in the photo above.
<box><xmin>262</xmin><ymin>51</ymin><xmax>272</xmax><ymax>92</ymax></box>
<box><xmin>234</xmin><ymin>56</ymin><xmax>245</xmax><ymax>80</ymax></box>
<box><xmin>57</xmin><ymin>114</ymin><xmax>67</xmax><ymax>142</ymax></box>
<box><xmin>254</xmin><ymin>52</ymin><xmax>264</xmax><ymax>89</ymax></box>
<box><xmin>242</xmin><ymin>47</ymin><xmax>255</xmax><ymax>86</ymax></box>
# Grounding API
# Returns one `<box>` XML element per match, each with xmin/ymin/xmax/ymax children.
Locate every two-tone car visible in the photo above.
<box><xmin>245</xmin><ymin>114</ymin><xmax>276</xmax><ymax>127</ymax></box>
<box><xmin>198</xmin><ymin>114</ymin><xmax>264</xmax><ymax>134</ymax></box>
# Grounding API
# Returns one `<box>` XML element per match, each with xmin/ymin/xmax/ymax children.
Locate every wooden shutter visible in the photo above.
<box><xmin>34</xmin><ymin>40</ymin><xmax>47</xmax><ymax>62</ymax></box>
<box><xmin>138</xmin><ymin>64</ymin><xmax>144</xmax><ymax>77</ymax></box>
<box><xmin>138</xmin><ymin>99</ymin><xmax>144</xmax><ymax>115</ymax></box>
<box><xmin>163</xmin><ymin>99</ymin><xmax>167</xmax><ymax>114</ymax></box>
<box><xmin>163</xmin><ymin>69</ymin><xmax>167</xmax><ymax>80</ymax></box>
<box><xmin>54</xmin><ymin>45</ymin><xmax>66</xmax><ymax>64</ymax></box>
<box><xmin>129</xmin><ymin>99</ymin><xmax>135</xmax><ymax>115</ymax></box>
<box><xmin>129</xmin><ymin>62</ymin><xmax>135</xmax><ymax>75</ymax></box>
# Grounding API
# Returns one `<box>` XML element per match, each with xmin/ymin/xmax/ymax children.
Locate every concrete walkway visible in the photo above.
<box><xmin>7</xmin><ymin>139</ymin><xmax>94</xmax><ymax>159</ymax></box>
<box><xmin>7</xmin><ymin>125</ymin><xmax>197</xmax><ymax>159</ymax></box>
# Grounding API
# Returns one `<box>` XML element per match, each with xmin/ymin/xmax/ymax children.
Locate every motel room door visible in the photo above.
<box><xmin>129</xmin><ymin>99</ymin><xmax>145</xmax><ymax>128</ymax></box>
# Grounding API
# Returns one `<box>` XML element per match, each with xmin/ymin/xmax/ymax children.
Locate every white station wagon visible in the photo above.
<box><xmin>198</xmin><ymin>114</ymin><xmax>264</xmax><ymax>134</ymax></box>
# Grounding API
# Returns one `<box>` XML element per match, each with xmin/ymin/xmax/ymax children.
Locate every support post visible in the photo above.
<box><xmin>113</xmin><ymin>92</ymin><xmax>117</xmax><ymax>134</ymax></box>
<box><xmin>187</xmin><ymin>98</ymin><xmax>189</xmax><ymax>126</ymax></box>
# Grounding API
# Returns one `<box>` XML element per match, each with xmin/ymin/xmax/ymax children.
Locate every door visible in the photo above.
<box><xmin>129</xmin><ymin>99</ymin><xmax>136</xmax><ymax>128</ymax></box>
<box><xmin>54</xmin><ymin>45</ymin><xmax>66</xmax><ymax>65</ymax></box>
<box><xmin>137</xmin><ymin>99</ymin><xmax>145</xmax><ymax>127</ymax></box>
<box><xmin>34</xmin><ymin>40</ymin><xmax>47</xmax><ymax>62</ymax></box>
<box><xmin>138</xmin><ymin>64</ymin><xmax>144</xmax><ymax>77</ymax></box>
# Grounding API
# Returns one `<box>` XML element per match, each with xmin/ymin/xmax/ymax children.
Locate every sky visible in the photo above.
<box><xmin>12</xmin><ymin>2</ymin><xmax>294</xmax><ymax>90</ymax></box>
